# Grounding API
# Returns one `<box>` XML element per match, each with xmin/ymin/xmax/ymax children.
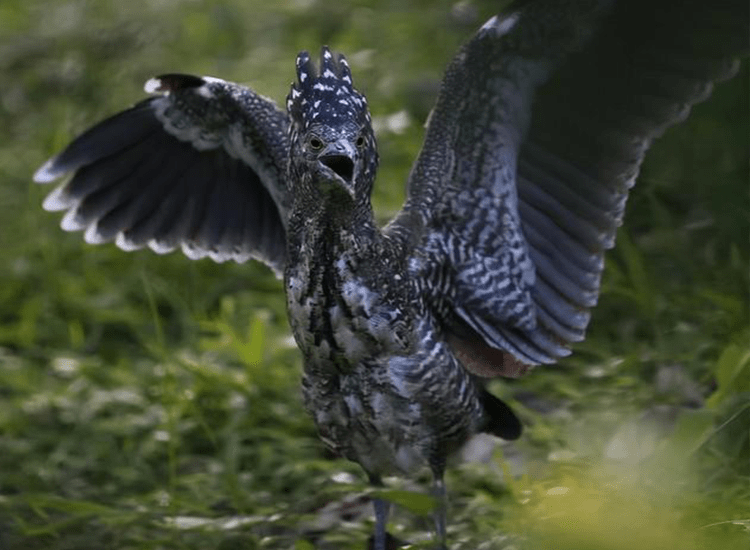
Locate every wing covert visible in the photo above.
<box><xmin>34</xmin><ymin>74</ymin><xmax>290</xmax><ymax>274</ymax></box>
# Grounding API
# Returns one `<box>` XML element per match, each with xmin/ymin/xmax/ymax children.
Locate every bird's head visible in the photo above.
<box><xmin>286</xmin><ymin>47</ymin><xmax>378</xmax><ymax>205</ymax></box>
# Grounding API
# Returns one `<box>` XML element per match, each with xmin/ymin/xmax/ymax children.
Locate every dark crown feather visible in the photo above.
<box><xmin>286</xmin><ymin>46</ymin><xmax>371</xmax><ymax>131</ymax></box>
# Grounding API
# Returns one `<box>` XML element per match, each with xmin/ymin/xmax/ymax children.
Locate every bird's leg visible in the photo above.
<box><xmin>371</xmin><ymin>497</ymin><xmax>391</xmax><ymax>550</ymax></box>
<box><xmin>369</xmin><ymin>475</ymin><xmax>390</xmax><ymax>550</ymax></box>
<box><xmin>431</xmin><ymin>476</ymin><xmax>448</xmax><ymax>550</ymax></box>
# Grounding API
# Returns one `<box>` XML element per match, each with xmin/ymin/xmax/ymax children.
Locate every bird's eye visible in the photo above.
<box><xmin>308</xmin><ymin>136</ymin><xmax>324</xmax><ymax>151</ymax></box>
<box><xmin>355</xmin><ymin>134</ymin><xmax>366</xmax><ymax>148</ymax></box>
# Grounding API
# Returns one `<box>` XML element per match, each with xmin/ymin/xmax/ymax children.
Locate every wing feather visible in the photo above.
<box><xmin>35</xmin><ymin>75</ymin><xmax>290</xmax><ymax>274</ymax></box>
<box><xmin>392</xmin><ymin>0</ymin><xmax>748</xmax><ymax>372</ymax></box>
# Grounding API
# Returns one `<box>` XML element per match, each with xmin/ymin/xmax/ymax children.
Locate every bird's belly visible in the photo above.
<box><xmin>302</xmin><ymin>347</ymin><xmax>483</xmax><ymax>477</ymax></box>
<box><xmin>317</xmin><ymin>386</ymin><xmax>427</xmax><ymax>475</ymax></box>
<box><xmin>302</xmin><ymin>367</ymin><xmax>429</xmax><ymax>476</ymax></box>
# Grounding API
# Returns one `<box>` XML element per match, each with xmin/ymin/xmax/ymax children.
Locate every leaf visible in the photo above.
<box><xmin>374</xmin><ymin>489</ymin><xmax>437</xmax><ymax>516</ymax></box>
<box><xmin>706</xmin><ymin>343</ymin><xmax>750</xmax><ymax>408</ymax></box>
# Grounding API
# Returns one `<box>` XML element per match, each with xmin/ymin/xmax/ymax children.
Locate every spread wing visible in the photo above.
<box><xmin>391</xmin><ymin>0</ymin><xmax>748</xmax><ymax>371</ymax></box>
<box><xmin>34</xmin><ymin>74</ymin><xmax>290</xmax><ymax>274</ymax></box>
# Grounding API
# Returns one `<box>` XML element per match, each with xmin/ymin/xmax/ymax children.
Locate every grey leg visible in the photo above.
<box><xmin>371</xmin><ymin>496</ymin><xmax>391</xmax><ymax>550</ymax></box>
<box><xmin>432</xmin><ymin>477</ymin><xmax>447</xmax><ymax>550</ymax></box>
<box><xmin>368</xmin><ymin>475</ymin><xmax>390</xmax><ymax>550</ymax></box>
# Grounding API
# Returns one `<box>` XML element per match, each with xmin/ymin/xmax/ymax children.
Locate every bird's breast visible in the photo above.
<box><xmin>285</xmin><ymin>252</ymin><xmax>412</xmax><ymax>369</ymax></box>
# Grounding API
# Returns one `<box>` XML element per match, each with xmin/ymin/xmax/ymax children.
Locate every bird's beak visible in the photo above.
<box><xmin>319</xmin><ymin>139</ymin><xmax>357</xmax><ymax>195</ymax></box>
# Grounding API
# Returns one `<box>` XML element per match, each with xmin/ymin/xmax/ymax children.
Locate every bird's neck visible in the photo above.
<box><xmin>287</xmin><ymin>181</ymin><xmax>379</xmax><ymax>262</ymax></box>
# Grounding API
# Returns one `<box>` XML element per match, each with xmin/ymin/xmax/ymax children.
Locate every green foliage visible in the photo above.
<box><xmin>374</xmin><ymin>489</ymin><xmax>437</xmax><ymax>516</ymax></box>
<box><xmin>707</xmin><ymin>343</ymin><xmax>750</xmax><ymax>408</ymax></box>
<box><xmin>1</xmin><ymin>1</ymin><xmax>748</xmax><ymax>549</ymax></box>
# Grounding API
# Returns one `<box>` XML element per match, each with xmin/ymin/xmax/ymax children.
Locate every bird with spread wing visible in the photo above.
<box><xmin>34</xmin><ymin>0</ymin><xmax>748</xmax><ymax>548</ymax></box>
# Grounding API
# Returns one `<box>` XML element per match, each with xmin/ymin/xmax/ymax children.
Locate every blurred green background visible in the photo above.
<box><xmin>1</xmin><ymin>1</ymin><xmax>748</xmax><ymax>549</ymax></box>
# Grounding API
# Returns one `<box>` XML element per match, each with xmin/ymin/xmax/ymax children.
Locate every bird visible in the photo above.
<box><xmin>33</xmin><ymin>1</ymin><xmax>748</xmax><ymax>548</ymax></box>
